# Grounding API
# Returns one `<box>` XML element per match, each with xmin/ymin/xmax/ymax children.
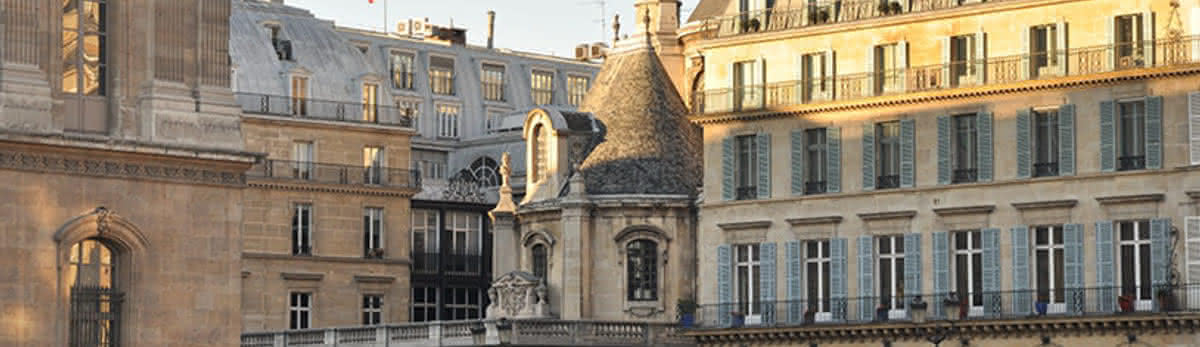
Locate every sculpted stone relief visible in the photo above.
<box><xmin>486</xmin><ymin>271</ymin><xmax>550</xmax><ymax>319</ymax></box>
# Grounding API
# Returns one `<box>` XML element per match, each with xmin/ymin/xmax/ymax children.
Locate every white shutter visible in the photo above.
<box><xmin>1190</xmin><ymin>92</ymin><xmax>1200</xmax><ymax>165</ymax></box>
<box><xmin>1142</xmin><ymin>11</ymin><xmax>1155</xmax><ymax>66</ymax></box>
<box><xmin>1187</xmin><ymin>216</ymin><xmax>1200</xmax><ymax>309</ymax></box>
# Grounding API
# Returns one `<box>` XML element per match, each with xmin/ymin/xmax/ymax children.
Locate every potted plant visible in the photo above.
<box><xmin>730</xmin><ymin>311</ymin><xmax>745</xmax><ymax>327</ymax></box>
<box><xmin>1118</xmin><ymin>294</ymin><xmax>1135</xmax><ymax>313</ymax></box>
<box><xmin>1034</xmin><ymin>294</ymin><xmax>1049</xmax><ymax>316</ymax></box>
<box><xmin>943</xmin><ymin>293</ymin><xmax>962</xmax><ymax>320</ymax></box>
<box><xmin>677</xmin><ymin>298</ymin><xmax>699</xmax><ymax>328</ymax></box>
<box><xmin>889</xmin><ymin>1</ymin><xmax>903</xmax><ymax>14</ymax></box>
<box><xmin>909</xmin><ymin>296</ymin><xmax>929</xmax><ymax>323</ymax></box>
<box><xmin>1157</xmin><ymin>288</ymin><xmax>1177</xmax><ymax>312</ymax></box>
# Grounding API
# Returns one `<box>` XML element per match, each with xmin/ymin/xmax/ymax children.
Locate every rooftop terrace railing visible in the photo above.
<box><xmin>695</xmin><ymin>36</ymin><xmax>1200</xmax><ymax>115</ymax></box>
<box><xmin>698</xmin><ymin>0</ymin><xmax>1019</xmax><ymax>40</ymax></box>
<box><xmin>236</xmin><ymin>93</ymin><xmax>415</xmax><ymax>128</ymax></box>
<box><xmin>246</xmin><ymin>159</ymin><xmax>420</xmax><ymax>189</ymax></box>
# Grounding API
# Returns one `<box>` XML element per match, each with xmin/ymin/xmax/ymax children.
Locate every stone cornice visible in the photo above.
<box><xmin>932</xmin><ymin>205</ymin><xmax>996</xmax><ymax>216</ymax></box>
<box><xmin>686</xmin><ymin>314</ymin><xmax>1200</xmax><ymax>343</ymax></box>
<box><xmin>353</xmin><ymin>275</ymin><xmax>396</xmax><ymax>284</ymax></box>
<box><xmin>717</xmin><ymin>220</ymin><xmax>772</xmax><ymax>231</ymax></box>
<box><xmin>858</xmin><ymin>210</ymin><xmax>918</xmax><ymax>221</ymax></box>
<box><xmin>243</xmin><ymin>252</ymin><xmax>411</xmax><ymax>266</ymax></box>
<box><xmin>280</xmin><ymin>272</ymin><xmax>324</xmax><ymax>281</ymax></box>
<box><xmin>247</xmin><ymin>180</ymin><xmax>418</xmax><ymax>198</ymax></box>
<box><xmin>786</xmin><ymin>216</ymin><xmax>843</xmax><ymax>226</ymax></box>
<box><xmin>1095</xmin><ymin>193</ymin><xmax>1165</xmax><ymax>205</ymax></box>
<box><xmin>0</xmin><ymin>147</ymin><xmax>248</xmax><ymax>187</ymax></box>
<box><xmin>242</xmin><ymin>114</ymin><xmax>416</xmax><ymax>135</ymax></box>
<box><xmin>1012</xmin><ymin>199</ymin><xmax>1078</xmax><ymax>210</ymax></box>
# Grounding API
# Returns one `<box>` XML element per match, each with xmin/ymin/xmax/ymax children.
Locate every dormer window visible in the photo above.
<box><xmin>263</xmin><ymin>23</ymin><xmax>293</xmax><ymax>61</ymax></box>
<box><xmin>531</xmin><ymin>124</ymin><xmax>547</xmax><ymax>182</ymax></box>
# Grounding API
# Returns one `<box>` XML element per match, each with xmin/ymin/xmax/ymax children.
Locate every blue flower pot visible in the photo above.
<box><xmin>679</xmin><ymin>314</ymin><xmax>695</xmax><ymax>327</ymax></box>
<box><xmin>1035</xmin><ymin>302</ymin><xmax>1048</xmax><ymax>315</ymax></box>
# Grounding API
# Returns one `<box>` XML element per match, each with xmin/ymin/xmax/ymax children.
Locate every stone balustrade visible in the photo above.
<box><xmin>240</xmin><ymin>319</ymin><xmax>694</xmax><ymax>347</ymax></box>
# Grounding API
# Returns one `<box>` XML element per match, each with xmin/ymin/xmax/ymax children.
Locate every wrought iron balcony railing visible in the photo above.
<box><xmin>690</xmin><ymin>284</ymin><xmax>1200</xmax><ymax>329</ymax></box>
<box><xmin>1119</xmin><ymin>155</ymin><xmax>1147</xmax><ymax>171</ymax></box>
<box><xmin>698</xmin><ymin>0</ymin><xmax>1018</xmax><ymax>40</ymax></box>
<box><xmin>248</xmin><ymin>160</ymin><xmax>420</xmax><ymax>189</ymax></box>
<box><xmin>1033</xmin><ymin>162</ymin><xmax>1059</xmax><ymax>177</ymax></box>
<box><xmin>804</xmin><ymin>181</ymin><xmax>827</xmax><ymax>195</ymax></box>
<box><xmin>411</xmin><ymin>252</ymin><xmax>486</xmax><ymax>276</ymax></box>
<box><xmin>694</xmin><ymin>36</ymin><xmax>1200</xmax><ymax>115</ymax></box>
<box><xmin>236</xmin><ymin>93</ymin><xmax>414</xmax><ymax>127</ymax></box>
<box><xmin>952</xmin><ymin>168</ymin><xmax>978</xmax><ymax>184</ymax></box>
<box><xmin>735</xmin><ymin>186</ymin><xmax>758</xmax><ymax>200</ymax></box>
<box><xmin>876</xmin><ymin>175</ymin><xmax>900</xmax><ymax>189</ymax></box>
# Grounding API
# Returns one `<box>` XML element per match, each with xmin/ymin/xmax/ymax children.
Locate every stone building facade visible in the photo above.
<box><xmin>0</xmin><ymin>1</ymin><xmax>257</xmax><ymax>346</ymax></box>
<box><xmin>677</xmin><ymin>0</ymin><xmax>1200</xmax><ymax>345</ymax></box>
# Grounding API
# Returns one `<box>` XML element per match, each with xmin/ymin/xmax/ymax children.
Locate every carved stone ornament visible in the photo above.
<box><xmin>486</xmin><ymin>271</ymin><xmax>550</xmax><ymax>319</ymax></box>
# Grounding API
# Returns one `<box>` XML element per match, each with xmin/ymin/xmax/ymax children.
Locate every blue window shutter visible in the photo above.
<box><xmin>1100</xmin><ymin>100</ymin><xmax>1116</xmax><ymax>172</ymax></box>
<box><xmin>900</xmin><ymin>119</ymin><xmax>916</xmax><ymax>187</ymax></box>
<box><xmin>1063</xmin><ymin>224</ymin><xmax>1085</xmax><ymax>315</ymax></box>
<box><xmin>791</xmin><ymin>130</ymin><xmax>805</xmax><ymax>195</ymax></box>
<box><xmin>831</xmin><ymin>238</ymin><xmax>848</xmax><ymax>321</ymax></box>
<box><xmin>861</xmin><ymin>124</ymin><xmax>876</xmax><ymax>191</ymax></box>
<box><xmin>1016</xmin><ymin>109</ymin><xmax>1032</xmax><ymax>179</ymax></box>
<box><xmin>977</xmin><ymin>112</ymin><xmax>994</xmax><ymax>182</ymax></box>
<box><xmin>759</xmin><ymin>242</ymin><xmax>777</xmax><ymax>324</ymax></box>
<box><xmin>756</xmin><ymin>133</ymin><xmax>771</xmax><ymax>199</ymax></box>
<box><xmin>1011</xmin><ymin>226</ymin><xmax>1031</xmax><ymax>315</ymax></box>
<box><xmin>903</xmin><ymin>233</ymin><xmax>922</xmax><ymax>314</ymax></box>
<box><xmin>1151</xmin><ymin>218</ymin><xmax>1171</xmax><ymax>290</ymax></box>
<box><xmin>1095</xmin><ymin>221</ymin><xmax>1116</xmax><ymax>313</ymax></box>
<box><xmin>1145</xmin><ymin>96</ymin><xmax>1164</xmax><ymax>169</ymax></box>
<box><xmin>1059</xmin><ymin>104</ymin><xmax>1076</xmax><ymax>176</ymax></box>
<box><xmin>826</xmin><ymin>127</ymin><xmax>842</xmax><ymax>193</ymax></box>
<box><xmin>785</xmin><ymin>241</ymin><xmax>803</xmax><ymax>323</ymax></box>
<box><xmin>981</xmin><ymin>228</ymin><xmax>1001</xmax><ymax>316</ymax></box>
<box><xmin>717</xmin><ymin>244</ymin><xmax>732</xmax><ymax>325</ymax></box>
<box><xmin>937</xmin><ymin>116</ymin><xmax>951</xmax><ymax>185</ymax></box>
<box><xmin>722</xmin><ymin>138</ymin><xmax>734</xmax><ymax>200</ymax></box>
<box><xmin>932</xmin><ymin>231</ymin><xmax>950</xmax><ymax>318</ymax></box>
<box><xmin>857</xmin><ymin>235</ymin><xmax>874</xmax><ymax>321</ymax></box>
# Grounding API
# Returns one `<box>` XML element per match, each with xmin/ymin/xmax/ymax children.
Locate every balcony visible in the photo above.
<box><xmin>876</xmin><ymin>175</ymin><xmax>900</xmax><ymax>189</ymax></box>
<box><xmin>699</xmin><ymin>0</ymin><xmax>1020</xmax><ymax>40</ymax></box>
<box><xmin>241</xmin><ymin>319</ymin><xmax>692</xmax><ymax>347</ymax></box>
<box><xmin>236</xmin><ymin>93</ymin><xmax>413</xmax><ymax>127</ymax></box>
<box><xmin>247</xmin><ymin>160</ymin><xmax>420</xmax><ymax>189</ymax></box>
<box><xmin>412</xmin><ymin>252</ymin><xmax>486</xmax><ymax>276</ymax></box>
<box><xmin>804</xmin><ymin>181</ymin><xmax>827</xmax><ymax>195</ymax></box>
<box><xmin>1033</xmin><ymin>162</ymin><xmax>1059</xmax><ymax>177</ymax></box>
<box><xmin>951</xmin><ymin>168</ymin><xmax>977</xmax><ymax>184</ymax></box>
<box><xmin>694</xmin><ymin>36</ymin><xmax>1200</xmax><ymax>115</ymax></box>
<box><xmin>1119</xmin><ymin>155</ymin><xmax>1146</xmax><ymax>171</ymax></box>
<box><xmin>735</xmin><ymin>186</ymin><xmax>758</xmax><ymax>200</ymax></box>
<box><xmin>688</xmin><ymin>284</ymin><xmax>1200</xmax><ymax>330</ymax></box>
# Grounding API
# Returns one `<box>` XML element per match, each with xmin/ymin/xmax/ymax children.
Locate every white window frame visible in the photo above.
<box><xmin>733</xmin><ymin>244</ymin><xmax>761</xmax><ymax>324</ymax></box>
<box><xmin>395</xmin><ymin>97</ymin><xmax>421</xmax><ymax>131</ymax></box>
<box><xmin>363</xmin><ymin>146</ymin><xmax>384</xmax><ymax>185</ymax></box>
<box><xmin>1117</xmin><ymin>220</ymin><xmax>1154</xmax><ymax>311</ymax></box>
<box><xmin>566</xmin><ymin>73</ymin><xmax>590</xmax><ymax>107</ymax></box>
<box><xmin>293</xmin><ymin>203</ymin><xmax>312</xmax><ymax>255</ymax></box>
<box><xmin>805</xmin><ymin>240</ymin><xmax>833</xmax><ymax>322</ymax></box>
<box><xmin>481</xmin><ymin>62</ymin><xmax>507</xmax><ymax>102</ymax></box>
<box><xmin>531</xmin><ymin>69</ymin><xmax>556</xmax><ymax>105</ymax></box>
<box><xmin>734</xmin><ymin>134</ymin><xmax>758</xmax><ymax>199</ymax></box>
<box><xmin>1032</xmin><ymin>107</ymin><xmax>1060</xmax><ymax>176</ymax></box>
<box><xmin>1033</xmin><ymin>225</ymin><xmax>1066</xmax><ymax>314</ymax></box>
<box><xmin>1117</xmin><ymin>99</ymin><xmax>1147</xmax><ymax>170</ymax></box>
<box><xmin>289</xmin><ymin>292</ymin><xmax>312</xmax><ymax>330</ymax></box>
<box><xmin>447</xmin><ymin>212</ymin><xmax>482</xmax><ymax>255</ymax></box>
<box><xmin>362</xmin><ymin>294</ymin><xmax>383</xmax><ymax>325</ymax></box>
<box><xmin>878</xmin><ymin>235</ymin><xmax>906</xmax><ymax>319</ymax></box>
<box><xmin>800</xmin><ymin>52</ymin><xmax>828</xmax><ymax>102</ymax></box>
<box><xmin>1029</xmin><ymin>24</ymin><xmax>1060</xmax><ymax>77</ymax></box>
<box><xmin>364</xmin><ymin>207</ymin><xmax>384</xmax><ymax>257</ymax></box>
<box><xmin>290</xmin><ymin>74</ymin><xmax>310</xmax><ymax>116</ymax></box>
<box><xmin>429</xmin><ymin>54</ymin><xmax>457</xmax><ymax>96</ymax></box>
<box><xmin>435</xmin><ymin>103</ymin><xmax>461</xmax><ymax>138</ymax></box>
<box><xmin>390</xmin><ymin>50</ymin><xmax>416</xmax><ymax>91</ymax></box>
<box><xmin>362</xmin><ymin>82</ymin><xmax>379</xmax><ymax>123</ymax></box>
<box><xmin>876</xmin><ymin>121</ymin><xmax>901</xmax><ymax>187</ymax></box>
<box><xmin>411</xmin><ymin>209</ymin><xmax>440</xmax><ymax>253</ymax></box>
<box><xmin>292</xmin><ymin>141</ymin><xmax>314</xmax><ymax>179</ymax></box>
<box><xmin>953</xmin><ymin>230</ymin><xmax>984</xmax><ymax>317</ymax></box>
<box><xmin>805</xmin><ymin>128</ymin><xmax>827</xmax><ymax>193</ymax></box>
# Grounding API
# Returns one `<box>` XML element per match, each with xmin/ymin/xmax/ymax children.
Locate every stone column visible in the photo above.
<box><xmin>559</xmin><ymin>169</ymin><xmax>591</xmax><ymax>319</ymax></box>
<box><xmin>490</xmin><ymin>152</ymin><xmax>519</xmax><ymax>279</ymax></box>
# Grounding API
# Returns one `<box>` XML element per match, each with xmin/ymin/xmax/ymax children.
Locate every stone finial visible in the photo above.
<box><xmin>490</xmin><ymin>152</ymin><xmax>518</xmax><ymax>220</ymax></box>
<box><xmin>612</xmin><ymin>14</ymin><xmax>621</xmax><ymax>45</ymax></box>
<box><xmin>486</xmin><ymin>271</ymin><xmax>551</xmax><ymax>319</ymax></box>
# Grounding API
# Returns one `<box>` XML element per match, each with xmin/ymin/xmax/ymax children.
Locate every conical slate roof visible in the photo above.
<box><xmin>576</xmin><ymin>46</ymin><xmax>702</xmax><ymax>196</ymax></box>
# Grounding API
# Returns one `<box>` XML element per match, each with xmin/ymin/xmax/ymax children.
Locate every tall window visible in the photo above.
<box><xmin>953</xmin><ymin>230</ymin><xmax>983</xmax><ymax>315</ymax></box>
<box><xmin>292</xmin><ymin>203</ymin><xmax>312</xmax><ymax>255</ymax></box>
<box><xmin>733</xmin><ymin>60</ymin><xmax>759</xmax><ymax>109</ymax></box>
<box><xmin>448</xmin><ymin>212</ymin><xmax>480</xmax><ymax>255</ymax></box>
<box><xmin>531</xmin><ymin>70</ymin><xmax>554</xmax><ymax>105</ymax></box>
<box><xmin>396</xmin><ymin>99</ymin><xmax>420</xmax><ymax>130</ymax></box>
<box><xmin>289</xmin><ymin>292</ymin><xmax>312</xmax><ymax>329</ymax></box>
<box><xmin>1114</xmin><ymin>14</ymin><xmax>1145</xmax><ymax>69</ymax></box>
<box><xmin>532</xmin><ymin>244</ymin><xmax>548</xmax><ymax>281</ymax></box>
<box><xmin>362</xmin><ymin>83</ymin><xmax>379</xmax><ymax>123</ymax></box>
<box><xmin>445</xmin><ymin>287</ymin><xmax>482</xmax><ymax>320</ymax></box>
<box><xmin>391</xmin><ymin>52</ymin><xmax>415</xmax><ymax>90</ymax></box>
<box><xmin>567</xmin><ymin>75</ymin><xmax>590</xmax><ymax>106</ymax></box>
<box><xmin>806</xmin><ymin>240</ymin><xmax>832</xmax><ymax>318</ymax></box>
<box><xmin>482</xmin><ymin>64</ymin><xmax>506</xmax><ymax>101</ymax></box>
<box><xmin>531</xmin><ymin>124</ymin><xmax>547</xmax><ymax>183</ymax></box>
<box><xmin>734</xmin><ymin>244</ymin><xmax>762</xmax><ymax>322</ymax></box>
<box><xmin>801</xmin><ymin>52</ymin><xmax>828</xmax><ymax>102</ymax></box>
<box><xmin>1118</xmin><ymin>220</ymin><xmax>1153</xmax><ymax>307</ymax></box>
<box><xmin>1033</xmin><ymin>109</ymin><xmax>1060</xmax><ymax>177</ymax></box>
<box><xmin>68</xmin><ymin>239</ymin><xmax>121</xmax><ymax>347</ymax></box>
<box><xmin>805</xmin><ymin>128</ymin><xmax>827</xmax><ymax>194</ymax></box>
<box><xmin>291</xmin><ymin>76</ymin><xmax>308</xmax><ymax>116</ymax></box>
<box><xmin>949</xmin><ymin>34</ymin><xmax>978</xmax><ymax>86</ymax></box>
<box><xmin>430</xmin><ymin>56</ymin><xmax>456</xmax><ymax>95</ymax></box>
<box><xmin>734</xmin><ymin>135</ymin><xmax>758</xmax><ymax>200</ymax></box>
<box><xmin>292</xmin><ymin>141</ymin><xmax>314</xmax><ymax>180</ymax></box>
<box><xmin>363</xmin><ymin>207</ymin><xmax>384</xmax><ymax>258</ymax></box>
<box><xmin>62</xmin><ymin>0</ymin><xmax>107</xmax><ymax>96</ymax></box>
<box><xmin>951</xmin><ymin>114</ymin><xmax>978</xmax><ymax>183</ymax></box>
<box><xmin>877</xmin><ymin>121</ymin><xmax>901</xmax><ymax>189</ymax></box>
<box><xmin>436</xmin><ymin>104</ymin><xmax>460</xmax><ymax>138</ymax></box>
<box><xmin>874</xmin><ymin>43</ymin><xmax>901</xmax><ymax>94</ymax></box>
<box><xmin>1034</xmin><ymin>226</ymin><xmax>1066</xmax><ymax>313</ymax></box>
<box><xmin>468</xmin><ymin>157</ymin><xmax>501</xmax><ymax>187</ymax></box>
<box><xmin>878</xmin><ymin>236</ymin><xmax>905</xmax><ymax>312</ymax></box>
<box><xmin>1118</xmin><ymin>100</ymin><xmax>1146</xmax><ymax>171</ymax></box>
<box><xmin>363</xmin><ymin>146</ymin><xmax>384</xmax><ymax>185</ymax></box>
<box><xmin>1030</xmin><ymin>24</ymin><xmax>1059</xmax><ymax>77</ymax></box>
<box><xmin>362</xmin><ymin>294</ymin><xmax>383</xmax><ymax>325</ymax></box>
<box><xmin>411</xmin><ymin>209</ymin><xmax>439</xmax><ymax>272</ymax></box>
<box><xmin>626</xmin><ymin>240</ymin><xmax>659</xmax><ymax>301</ymax></box>
<box><xmin>412</xmin><ymin>287</ymin><xmax>438</xmax><ymax>322</ymax></box>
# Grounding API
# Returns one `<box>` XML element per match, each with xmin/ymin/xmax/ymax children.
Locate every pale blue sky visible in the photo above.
<box><xmin>285</xmin><ymin>0</ymin><xmax>695</xmax><ymax>57</ymax></box>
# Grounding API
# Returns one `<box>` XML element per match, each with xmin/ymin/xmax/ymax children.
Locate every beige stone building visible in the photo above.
<box><xmin>0</xmin><ymin>0</ymin><xmax>257</xmax><ymax>346</ymax></box>
<box><xmin>676</xmin><ymin>0</ymin><xmax>1200</xmax><ymax>345</ymax></box>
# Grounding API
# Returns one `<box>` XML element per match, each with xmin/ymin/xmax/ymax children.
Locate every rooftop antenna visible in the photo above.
<box><xmin>579</xmin><ymin>0</ymin><xmax>608</xmax><ymax>43</ymax></box>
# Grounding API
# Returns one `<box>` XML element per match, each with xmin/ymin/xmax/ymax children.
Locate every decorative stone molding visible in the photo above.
<box><xmin>353</xmin><ymin>275</ymin><xmax>396</xmax><ymax>284</ymax></box>
<box><xmin>932</xmin><ymin>205</ymin><xmax>996</xmax><ymax>216</ymax></box>
<box><xmin>717</xmin><ymin>220</ymin><xmax>772</xmax><ymax>231</ymax></box>
<box><xmin>1096</xmin><ymin>193</ymin><xmax>1165</xmax><ymax>205</ymax></box>
<box><xmin>786</xmin><ymin>216</ymin><xmax>843</xmax><ymax>226</ymax></box>
<box><xmin>1186</xmin><ymin>191</ymin><xmax>1200</xmax><ymax>200</ymax></box>
<box><xmin>613</xmin><ymin>224</ymin><xmax>672</xmax><ymax>244</ymax></box>
<box><xmin>280</xmin><ymin>272</ymin><xmax>324</xmax><ymax>281</ymax></box>
<box><xmin>857</xmin><ymin>210</ymin><xmax>918</xmax><ymax>221</ymax></box>
<box><xmin>486</xmin><ymin>271</ymin><xmax>550</xmax><ymax>319</ymax></box>
<box><xmin>243</xmin><ymin>252</ymin><xmax>410</xmax><ymax>266</ymax></box>
<box><xmin>1012</xmin><ymin>199</ymin><xmax>1078</xmax><ymax>210</ymax></box>
<box><xmin>248</xmin><ymin>181</ymin><xmax>418</xmax><ymax>198</ymax></box>
<box><xmin>0</xmin><ymin>148</ymin><xmax>246</xmax><ymax>186</ymax></box>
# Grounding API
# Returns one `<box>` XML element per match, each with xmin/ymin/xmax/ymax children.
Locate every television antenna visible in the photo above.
<box><xmin>579</xmin><ymin>0</ymin><xmax>608</xmax><ymax>42</ymax></box>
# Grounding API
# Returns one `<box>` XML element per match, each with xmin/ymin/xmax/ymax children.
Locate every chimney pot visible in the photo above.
<box><xmin>487</xmin><ymin>11</ymin><xmax>496</xmax><ymax>49</ymax></box>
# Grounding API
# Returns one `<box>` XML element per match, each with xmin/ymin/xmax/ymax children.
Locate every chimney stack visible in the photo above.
<box><xmin>487</xmin><ymin>11</ymin><xmax>496</xmax><ymax>49</ymax></box>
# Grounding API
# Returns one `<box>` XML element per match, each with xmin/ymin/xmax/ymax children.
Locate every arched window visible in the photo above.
<box><xmin>531</xmin><ymin>244</ymin><xmax>548</xmax><ymax>281</ymax></box>
<box><xmin>469</xmin><ymin>157</ymin><xmax>501</xmax><ymax>187</ymax></box>
<box><xmin>626</xmin><ymin>240</ymin><xmax>658</xmax><ymax>301</ymax></box>
<box><xmin>531</xmin><ymin>124</ymin><xmax>546</xmax><ymax>182</ymax></box>
<box><xmin>68</xmin><ymin>239</ymin><xmax>123</xmax><ymax>346</ymax></box>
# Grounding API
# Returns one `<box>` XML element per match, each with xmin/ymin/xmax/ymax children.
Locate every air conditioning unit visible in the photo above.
<box><xmin>575</xmin><ymin>44</ymin><xmax>592</xmax><ymax>61</ymax></box>
<box><xmin>590</xmin><ymin>42</ymin><xmax>608</xmax><ymax>59</ymax></box>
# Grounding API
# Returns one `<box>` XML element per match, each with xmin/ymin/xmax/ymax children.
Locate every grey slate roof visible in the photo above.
<box><xmin>576</xmin><ymin>47</ymin><xmax>702</xmax><ymax>196</ymax></box>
